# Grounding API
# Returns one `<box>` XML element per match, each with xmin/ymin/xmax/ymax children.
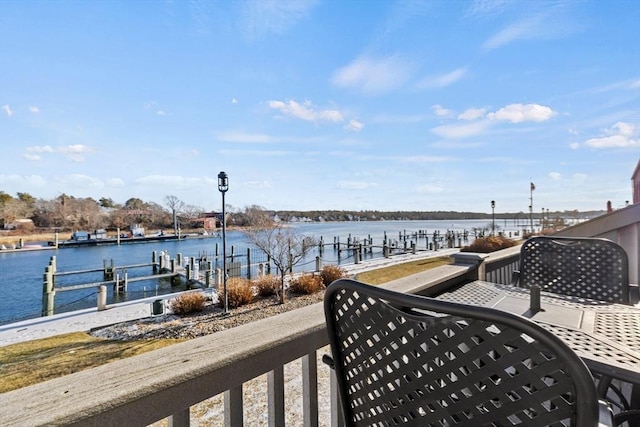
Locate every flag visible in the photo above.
<box><xmin>530</xmin><ymin>182</ymin><xmax>536</xmax><ymax>191</ymax></box>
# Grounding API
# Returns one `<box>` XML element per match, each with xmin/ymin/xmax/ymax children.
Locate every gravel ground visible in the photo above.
<box><xmin>90</xmin><ymin>290</ymin><xmax>326</xmax><ymax>340</ymax></box>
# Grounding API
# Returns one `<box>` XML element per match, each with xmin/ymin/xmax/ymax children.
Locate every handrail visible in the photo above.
<box><xmin>1</xmin><ymin>247</ymin><xmax>521</xmax><ymax>427</ymax></box>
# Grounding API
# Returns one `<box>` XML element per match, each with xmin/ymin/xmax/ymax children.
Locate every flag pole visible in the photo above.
<box><xmin>529</xmin><ymin>181</ymin><xmax>535</xmax><ymax>232</ymax></box>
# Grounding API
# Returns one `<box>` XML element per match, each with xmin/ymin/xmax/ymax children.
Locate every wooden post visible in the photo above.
<box><xmin>152</xmin><ymin>251</ymin><xmax>158</xmax><ymax>273</ymax></box>
<box><xmin>42</xmin><ymin>266</ymin><xmax>55</xmax><ymax>316</ymax></box>
<box><xmin>315</xmin><ymin>256</ymin><xmax>322</xmax><ymax>272</ymax></box>
<box><xmin>117</xmin><ymin>227</ymin><xmax>121</xmax><ymax>245</ymax></box>
<box><xmin>97</xmin><ymin>285</ymin><xmax>107</xmax><ymax>311</ymax></box>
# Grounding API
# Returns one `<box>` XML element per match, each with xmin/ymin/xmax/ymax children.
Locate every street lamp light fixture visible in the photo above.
<box><xmin>218</xmin><ymin>171</ymin><xmax>229</xmax><ymax>314</ymax></box>
<box><xmin>491</xmin><ymin>200</ymin><xmax>495</xmax><ymax>236</ymax></box>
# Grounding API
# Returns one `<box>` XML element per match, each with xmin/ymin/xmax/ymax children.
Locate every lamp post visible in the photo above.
<box><xmin>218</xmin><ymin>171</ymin><xmax>229</xmax><ymax>314</ymax></box>
<box><xmin>491</xmin><ymin>200</ymin><xmax>495</xmax><ymax>236</ymax></box>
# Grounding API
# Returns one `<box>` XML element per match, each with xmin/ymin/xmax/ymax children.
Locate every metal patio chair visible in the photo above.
<box><xmin>511</xmin><ymin>236</ymin><xmax>639</xmax><ymax>421</ymax></box>
<box><xmin>324</xmin><ymin>279</ymin><xmax>612</xmax><ymax>426</ymax></box>
<box><xmin>510</xmin><ymin>236</ymin><xmax>637</xmax><ymax>304</ymax></box>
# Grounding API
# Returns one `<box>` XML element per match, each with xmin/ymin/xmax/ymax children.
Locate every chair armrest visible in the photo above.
<box><xmin>628</xmin><ymin>284</ymin><xmax>639</xmax><ymax>305</ymax></box>
<box><xmin>510</xmin><ymin>270</ymin><xmax>521</xmax><ymax>286</ymax></box>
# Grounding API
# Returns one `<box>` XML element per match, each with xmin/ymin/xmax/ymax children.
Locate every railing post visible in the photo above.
<box><xmin>168</xmin><ymin>409</ymin><xmax>190</xmax><ymax>427</ymax></box>
<box><xmin>224</xmin><ymin>386</ymin><xmax>243</xmax><ymax>427</ymax></box>
<box><xmin>451</xmin><ymin>253</ymin><xmax>489</xmax><ymax>281</ymax></box>
<box><xmin>268</xmin><ymin>366</ymin><xmax>285</xmax><ymax>427</ymax></box>
<box><xmin>303</xmin><ymin>352</ymin><xmax>319</xmax><ymax>427</ymax></box>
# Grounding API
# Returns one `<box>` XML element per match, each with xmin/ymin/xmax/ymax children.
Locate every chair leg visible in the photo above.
<box><xmin>613</xmin><ymin>409</ymin><xmax>640</xmax><ymax>426</ymax></box>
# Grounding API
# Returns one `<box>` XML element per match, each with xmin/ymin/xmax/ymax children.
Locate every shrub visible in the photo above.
<box><xmin>290</xmin><ymin>273</ymin><xmax>325</xmax><ymax>295</ymax></box>
<box><xmin>253</xmin><ymin>274</ymin><xmax>280</xmax><ymax>297</ymax></box>
<box><xmin>170</xmin><ymin>292</ymin><xmax>207</xmax><ymax>315</ymax></box>
<box><xmin>224</xmin><ymin>277</ymin><xmax>255</xmax><ymax>308</ymax></box>
<box><xmin>320</xmin><ymin>264</ymin><xmax>348</xmax><ymax>286</ymax></box>
<box><xmin>461</xmin><ymin>236</ymin><xmax>518</xmax><ymax>253</ymax></box>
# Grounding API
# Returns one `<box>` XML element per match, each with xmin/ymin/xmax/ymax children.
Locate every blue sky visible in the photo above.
<box><xmin>1</xmin><ymin>0</ymin><xmax>639</xmax><ymax>214</ymax></box>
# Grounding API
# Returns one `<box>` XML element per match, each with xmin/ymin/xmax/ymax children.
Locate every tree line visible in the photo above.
<box><xmin>0</xmin><ymin>191</ymin><xmax>603</xmax><ymax>232</ymax></box>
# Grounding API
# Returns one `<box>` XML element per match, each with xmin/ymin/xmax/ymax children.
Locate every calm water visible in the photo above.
<box><xmin>0</xmin><ymin>219</ymin><xmax>522</xmax><ymax>325</ymax></box>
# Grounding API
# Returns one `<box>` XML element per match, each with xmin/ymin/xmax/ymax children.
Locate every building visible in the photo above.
<box><xmin>632</xmin><ymin>158</ymin><xmax>640</xmax><ymax>205</ymax></box>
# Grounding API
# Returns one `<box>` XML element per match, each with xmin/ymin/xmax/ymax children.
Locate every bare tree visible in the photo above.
<box><xmin>245</xmin><ymin>223</ymin><xmax>317</xmax><ymax>303</ymax></box>
<box><xmin>164</xmin><ymin>195</ymin><xmax>184</xmax><ymax>235</ymax></box>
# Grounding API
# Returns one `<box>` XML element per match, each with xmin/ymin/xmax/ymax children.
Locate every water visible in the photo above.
<box><xmin>0</xmin><ymin>219</ymin><xmax>522</xmax><ymax>326</ymax></box>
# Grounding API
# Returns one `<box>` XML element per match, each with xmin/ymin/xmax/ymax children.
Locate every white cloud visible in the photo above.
<box><xmin>572</xmin><ymin>173</ymin><xmax>588</xmax><ymax>182</ymax></box>
<box><xmin>135</xmin><ymin>175</ymin><xmax>217</xmax><ymax>188</ymax></box>
<box><xmin>458</xmin><ymin>108</ymin><xmax>487</xmax><ymax>121</ymax></box>
<box><xmin>487</xmin><ymin>103</ymin><xmax>555</xmax><ymax>123</ymax></box>
<box><xmin>417</xmin><ymin>68</ymin><xmax>467</xmax><ymax>89</ymax></box>
<box><xmin>156</xmin><ymin>110</ymin><xmax>166</xmax><ymax>116</ymax></box>
<box><xmin>218</xmin><ymin>131</ymin><xmax>272</xmax><ymax>143</ymax></box>
<box><xmin>432</xmin><ymin>104</ymin><xmax>452</xmax><ymax>117</ymax></box>
<box><xmin>29</xmin><ymin>106</ymin><xmax>40</xmax><ymax>113</ymax></box>
<box><xmin>23</xmin><ymin>154</ymin><xmax>42</xmax><ymax>161</ymax></box>
<box><xmin>331</xmin><ymin>55</ymin><xmax>414</xmax><ymax>95</ymax></box>
<box><xmin>570</xmin><ymin>142</ymin><xmax>579</xmax><ymax>149</ymax></box>
<box><xmin>345</xmin><ymin>119</ymin><xmax>364</xmax><ymax>132</ymax></box>
<box><xmin>482</xmin><ymin>5</ymin><xmax>581</xmax><ymax>51</ymax></box>
<box><xmin>395</xmin><ymin>155</ymin><xmax>454</xmax><ymax>163</ymax></box>
<box><xmin>107</xmin><ymin>178</ymin><xmax>125</xmax><ymax>187</ymax></box>
<box><xmin>231</xmin><ymin>98</ymin><xmax>238</xmax><ymax>104</ymax></box>
<box><xmin>24</xmin><ymin>145</ymin><xmax>92</xmax><ymax>162</ymax></box>
<box><xmin>337</xmin><ymin>181</ymin><xmax>377</xmax><ymax>190</ymax></box>
<box><xmin>55</xmin><ymin>174</ymin><xmax>104</xmax><ymax>188</ymax></box>
<box><xmin>431</xmin><ymin>120</ymin><xmax>490</xmax><ymax>139</ymax></box>
<box><xmin>549</xmin><ymin>172</ymin><xmax>562</xmax><ymax>180</ymax></box>
<box><xmin>219</xmin><ymin>149</ymin><xmax>292</xmax><ymax>157</ymax></box>
<box><xmin>27</xmin><ymin>145</ymin><xmax>54</xmax><ymax>153</ymax></box>
<box><xmin>416</xmin><ymin>183</ymin><xmax>444</xmax><ymax>193</ymax></box>
<box><xmin>268</xmin><ymin>99</ymin><xmax>343</xmax><ymax>123</ymax></box>
<box><xmin>241</xmin><ymin>0</ymin><xmax>318</xmax><ymax>39</ymax></box>
<box><xmin>0</xmin><ymin>174</ymin><xmax>48</xmax><ymax>187</ymax></box>
<box><xmin>56</xmin><ymin>144</ymin><xmax>92</xmax><ymax>162</ymax></box>
<box><xmin>584</xmin><ymin>122</ymin><xmax>640</xmax><ymax>148</ymax></box>
<box><xmin>2</xmin><ymin>105</ymin><xmax>13</xmax><ymax>116</ymax></box>
<box><xmin>244</xmin><ymin>180</ymin><xmax>271</xmax><ymax>189</ymax></box>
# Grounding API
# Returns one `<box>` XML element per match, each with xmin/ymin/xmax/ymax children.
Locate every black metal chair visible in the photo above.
<box><xmin>510</xmin><ymin>236</ymin><xmax>637</xmax><ymax>304</ymax></box>
<box><xmin>324</xmin><ymin>279</ymin><xmax>612</xmax><ymax>426</ymax></box>
<box><xmin>510</xmin><ymin>236</ymin><xmax>639</xmax><ymax>421</ymax></box>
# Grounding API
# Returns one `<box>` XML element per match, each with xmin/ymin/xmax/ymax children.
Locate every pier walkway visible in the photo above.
<box><xmin>0</xmin><ymin>247</ymin><xmax>461</xmax><ymax>346</ymax></box>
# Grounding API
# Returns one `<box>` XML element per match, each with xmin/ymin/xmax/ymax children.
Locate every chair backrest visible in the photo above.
<box><xmin>324</xmin><ymin>279</ymin><xmax>600</xmax><ymax>427</ymax></box>
<box><xmin>518</xmin><ymin>236</ymin><xmax>629</xmax><ymax>303</ymax></box>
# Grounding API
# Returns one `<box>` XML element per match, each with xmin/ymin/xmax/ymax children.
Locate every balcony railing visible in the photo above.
<box><xmin>1</xmin><ymin>248</ymin><xmax>521</xmax><ymax>426</ymax></box>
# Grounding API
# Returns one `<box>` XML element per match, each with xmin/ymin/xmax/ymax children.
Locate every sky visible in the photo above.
<box><xmin>1</xmin><ymin>0</ymin><xmax>639</xmax><ymax>215</ymax></box>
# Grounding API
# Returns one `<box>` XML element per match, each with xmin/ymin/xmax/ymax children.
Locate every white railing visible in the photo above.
<box><xmin>0</xmin><ymin>249</ymin><xmax>520</xmax><ymax>426</ymax></box>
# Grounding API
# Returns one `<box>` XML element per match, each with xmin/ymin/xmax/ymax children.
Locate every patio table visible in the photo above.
<box><xmin>435</xmin><ymin>280</ymin><xmax>640</xmax><ymax>385</ymax></box>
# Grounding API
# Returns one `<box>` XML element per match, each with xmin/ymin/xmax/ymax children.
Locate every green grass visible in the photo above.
<box><xmin>355</xmin><ymin>256</ymin><xmax>452</xmax><ymax>285</ymax></box>
<box><xmin>1</xmin><ymin>257</ymin><xmax>451</xmax><ymax>393</ymax></box>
